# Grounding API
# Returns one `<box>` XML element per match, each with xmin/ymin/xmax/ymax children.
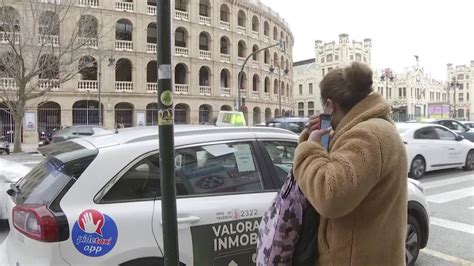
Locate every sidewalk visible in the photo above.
<box><xmin>12</xmin><ymin>143</ymin><xmax>39</xmax><ymax>154</ymax></box>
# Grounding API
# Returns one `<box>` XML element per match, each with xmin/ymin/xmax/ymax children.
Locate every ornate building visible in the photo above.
<box><xmin>293</xmin><ymin>34</ymin><xmax>372</xmax><ymax>117</ymax></box>
<box><xmin>0</xmin><ymin>0</ymin><xmax>294</xmax><ymax>144</ymax></box>
<box><xmin>447</xmin><ymin>61</ymin><xmax>473</xmax><ymax>121</ymax></box>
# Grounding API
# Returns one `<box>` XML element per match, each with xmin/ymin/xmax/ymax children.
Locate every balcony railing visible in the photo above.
<box><xmin>79</xmin><ymin>0</ymin><xmax>98</xmax><ymax>7</ymax></box>
<box><xmin>115</xmin><ymin>81</ymin><xmax>133</xmax><ymax>92</ymax></box>
<box><xmin>237</xmin><ymin>25</ymin><xmax>246</xmax><ymax>33</ymax></box>
<box><xmin>79</xmin><ymin>37</ymin><xmax>98</xmax><ymax>48</ymax></box>
<box><xmin>251</xmin><ymin>30</ymin><xmax>259</xmax><ymax>38</ymax></box>
<box><xmin>199</xmin><ymin>86</ymin><xmax>211</xmax><ymax>95</ymax></box>
<box><xmin>115</xmin><ymin>40</ymin><xmax>133</xmax><ymax>51</ymax></box>
<box><xmin>147</xmin><ymin>43</ymin><xmax>157</xmax><ymax>53</ymax></box>
<box><xmin>78</xmin><ymin>80</ymin><xmax>98</xmax><ymax>91</ymax></box>
<box><xmin>272</xmin><ymin>95</ymin><xmax>279</xmax><ymax>101</ymax></box>
<box><xmin>175</xmin><ymin>47</ymin><xmax>189</xmax><ymax>56</ymax></box>
<box><xmin>264</xmin><ymin>36</ymin><xmax>270</xmax><ymax>43</ymax></box>
<box><xmin>147</xmin><ymin>5</ymin><xmax>157</xmax><ymax>15</ymax></box>
<box><xmin>38</xmin><ymin>35</ymin><xmax>59</xmax><ymax>46</ymax></box>
<box><xmin>220</xmin><ymin>54</ymin><xmax>230</xmax><ymax>62</ymax></box>
<box><xmin>252</xmin><ymin>91</ymin><xmax>259</xmax><ymax>99</ymax></box>
<box><xmin>264</xmin><ymin>92</ymin><xmax>271</xmax><ymax>100</ymax></box>
<box><xmin>220</xmin><ymin>21</ymin><xmax>230</xmax><ymax>29</ymax></box>
<box><xmin>199</xmin><ymin>50</ymin><xmax>211</xmax><ymax>60</ymax></box>
<box><xmin>115</xmin><ymin>1</ymin><xmax>134</xmax><ymax>12</ymax></box>
<box><xmin>39</xmin><ymin>79</ymin><xmax>60</xmax><ymax>90</ymax></box>
<box><xmin>199</xmin><ymin>16</ymin><xmax>211</xmax><ymax>25</ymax></box>
<box><xmin>251</xmin><ymin>60</ymin><xmax>259</xmax><ymax>68</ymax></box>
<box><xmin>147</xmin><ymin>83</ymin><xmax>157</xmax><ymax>93</ymax></box>
<box><xmin>175</xmin><ymin>10</ymin><xmax>189</xmax><ymax>20</ymax></box>
<box><xmin>0</xmin><ymin>78</ymin><xmax>17</xmax><ymax>90</ymax></box>
<box><xmin>0</xmin><ymin>32</ymin><xmax>20</xmax><ymax>44</ymax></box>
<box><xmin>237</xmin><ymin>57</ymin><xmax>245</xmax><ymax>65</ymax></box>
<box><xmin>175</xmin><ymin>84</ymin><xmax>189</xmax><ymax>94</ymax></box>
<box><xmin>220</xmin><ymin>87</ymin><xmax>231</xmax><ymax>97</ymax></box>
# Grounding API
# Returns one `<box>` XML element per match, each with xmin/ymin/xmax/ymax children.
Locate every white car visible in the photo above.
<box><xmin>397</xmin><ymin>123</ymin><xmax>474</xmax><ymax>179</ymax></box>
<box><xmin>1</xmin><ymin>126</ymin><xmax>429</xmax><ymax>266</ymax></box>
<box><xmin>0</xmin><ymin>159</ymin><xmax>30</xmax><ymax>220</ymax></box>
<box><xmin>461</xmin><ymin>121</ymin><xmax>474</xmax><ymax>129</ymax></box>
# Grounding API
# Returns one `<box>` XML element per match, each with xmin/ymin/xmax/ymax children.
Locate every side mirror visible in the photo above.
<box><xmin>455</xmin><ymin>135</ymin><xmax>464</xmax><ymax>141</ymax></box>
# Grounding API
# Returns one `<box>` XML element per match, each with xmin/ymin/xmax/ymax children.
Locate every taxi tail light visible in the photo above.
<box><xmin>12</xmin><ymin>204</ymin><xmax>59</xmax><ymax>242</ymax></box>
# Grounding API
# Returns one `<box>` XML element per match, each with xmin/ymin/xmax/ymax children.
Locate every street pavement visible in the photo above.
<box><xmin>0</xmin><ymin>154</ymin><xmax>473</xmax><ymax>265</ymax></box>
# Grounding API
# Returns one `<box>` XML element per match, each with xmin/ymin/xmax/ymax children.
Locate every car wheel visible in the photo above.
<box><xmin>406</xmin><ymin>215</ymin><xmax>421</xmax><ymax>266</ymax></box>
<box><xmin>409</xmin><ymin>156</ymin><xmax>425</xmax><ymax>180</ymax></box>
<box><xmin>463</xmin><ymin>150</ymin><xmax>474</xmax><ymax>171</ymax></box>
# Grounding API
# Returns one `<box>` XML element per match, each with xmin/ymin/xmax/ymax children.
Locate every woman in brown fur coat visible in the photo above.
<box><xmin>293</xmin><ymin>62</ymin><xmax>407</xmax><ymax>266</ymax></box>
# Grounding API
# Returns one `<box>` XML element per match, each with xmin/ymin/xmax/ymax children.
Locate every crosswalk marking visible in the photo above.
<box><xmin>430</xmin><ymin>217</ymin><xmax>474</xmax><ymax>235</ymax></box>
<box><xmin>423</xmin><ymin>175</ymin><xmax>474</xmax><ymax>189</ymax></box>
<box><xmin>427</xmin><ymin>187</ymin><xmax>474</xmax><ymax>203</ymax></box>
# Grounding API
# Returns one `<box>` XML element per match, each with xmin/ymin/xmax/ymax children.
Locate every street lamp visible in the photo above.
<box><xmin>269</xmin><ymin>63</ymin><xmax>289</xmax><ymax>117</ymax></box>
<box><xmin>237</xmin><ymin>39</ymin><xmax>284</xmax><ymax>111</ymax></box>
<box><xmin>448</xmin><ymin>77</ymin><xmax>460</xmax><ymax>118</ymax></box>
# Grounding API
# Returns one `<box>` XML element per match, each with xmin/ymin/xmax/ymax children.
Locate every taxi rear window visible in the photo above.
<box><xmin>13</xmin><ymin>144</ymin><xmax>98</xmax><ymax>208</ymax></box>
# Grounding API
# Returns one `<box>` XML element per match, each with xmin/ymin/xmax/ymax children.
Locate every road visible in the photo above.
<box><xmin>1</xmin><ymin>154</ymin><xmax>473</xmax><ymax>265</ymax></box>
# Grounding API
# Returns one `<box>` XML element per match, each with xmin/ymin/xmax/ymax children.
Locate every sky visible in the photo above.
<box><xmin>260</xmin><ymin>0</ymin><xmax>474</xmax><ymax>81</ymax></box>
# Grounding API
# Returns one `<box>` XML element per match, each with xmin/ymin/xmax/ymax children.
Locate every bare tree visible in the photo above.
<box><xmin>0</xmin><ymin>0</ymin><xmax>104</xmax><ymax>152</ymax></box>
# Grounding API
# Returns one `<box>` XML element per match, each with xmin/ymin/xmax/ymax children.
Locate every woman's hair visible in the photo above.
<box><xmin>320</xmin><ymin>62</ymin><xmax>373</xmax><ymax>112</ymax></box>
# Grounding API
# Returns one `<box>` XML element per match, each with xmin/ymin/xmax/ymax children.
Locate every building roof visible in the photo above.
<box><xmin>293</xmin><ymin>58</ymin><xmax>316</xmax><ymax>67</ymax></box>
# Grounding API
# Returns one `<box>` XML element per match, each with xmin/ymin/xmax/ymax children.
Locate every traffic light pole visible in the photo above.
<box><xmin>157</xmin><ymin>0</ymin><xmax>179</xmax><ymax>265</ymax></box>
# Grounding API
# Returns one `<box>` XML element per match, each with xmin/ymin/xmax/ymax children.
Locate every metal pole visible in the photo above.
<box><xmin>157</xmin><ymin>0</ymin><xmax>179</xmax><ymax>265</ymax></box>
<box><xmin>278</xmin><ymin>66</ymin><xmax>281</xmax><ymax>116</ymax></box>
<box><xmin>98</xmin><ymin>59</ymin><xmax>102</xmax><ymax>126</ymax></box>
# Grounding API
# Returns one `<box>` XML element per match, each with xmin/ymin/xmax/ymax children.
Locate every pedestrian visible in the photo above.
<box><xmin>293</xmin><ymin>62</ymin><xmax>407</xmax><ymax>265</ymax></box>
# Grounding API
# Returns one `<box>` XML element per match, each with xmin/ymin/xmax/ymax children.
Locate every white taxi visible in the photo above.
<box><xmin>397</xmin><ymin>123</ymin><xmax>474</xmax><ymax>179</ymax></box>
<box><xmin>1</xmin><ymin>126</ymin><xmax>429</xmax><ymax>266</ymax></box>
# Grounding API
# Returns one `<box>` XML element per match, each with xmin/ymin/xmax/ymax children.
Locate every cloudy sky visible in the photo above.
<box><xmin>260</xmin><ymin>0</ymin><xmax>474</xmax><ymax>81</ymax></box>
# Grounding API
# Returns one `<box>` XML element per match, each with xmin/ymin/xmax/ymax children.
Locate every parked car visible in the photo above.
<box><xmin>265</xmin><ymin>116</ymin><xmax>309</xmax><ymax>133</ymax></box>
<box><xmin>461</xmin><ymin>121</ymin><xmax>474</xmax><ymax>129</ymax></box>
<box><xmin>50</xmin><ymin>125</ymin><xmax>112</xmax><ymax>143</ymax></box>
<box><xmin>0</xmin><ymin>136</ymin><xmax>9</xmax><ymax>155</ymax></box>
<box><xmin>426</xmin><ymin>119</ymin><xmax>474</xmax><ymax>142</ymax></box>
<box><xmin>397</xmin><ymin>123</ymin><xmax>474</xmax><ymax>179</ymax></box>
<box><xmin>1</xmin><ymin>126</ymin><xmax>429</xmax><ymax>266</ymax></box>
<box><xmin>0</xmin><ymin>159</ymin><xmax>30</xmax><ymax>220</ymax></box>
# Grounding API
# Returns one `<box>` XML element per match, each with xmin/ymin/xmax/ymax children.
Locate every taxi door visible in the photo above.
<box><xmin>153</xmin><ymin>140</ymin><xmax>277</xmax><ymax>266</ymax></box>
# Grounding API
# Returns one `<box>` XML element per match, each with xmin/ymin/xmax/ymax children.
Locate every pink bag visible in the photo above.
<box><xmin>256</xmin><ymin>170</ymin><xmax>311</xmax><ymax>265</ymax></box>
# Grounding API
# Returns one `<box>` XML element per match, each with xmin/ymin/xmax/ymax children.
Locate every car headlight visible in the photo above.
<box><xmin>409</xmin><ymin>179</ymin><xmax>424</xmax><ymax>193</ymax></box>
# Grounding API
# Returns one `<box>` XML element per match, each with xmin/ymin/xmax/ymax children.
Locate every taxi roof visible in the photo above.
<box><xmin>74</xmin><ymin>125</ymin><xmax>298</xmax><ymax>150</ymax></box>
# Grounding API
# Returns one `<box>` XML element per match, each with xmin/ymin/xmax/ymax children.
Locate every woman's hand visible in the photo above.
<box><xmin>309</xmin><ymin>128</ymin><xmax>331</xmax><ymax>143</ymax></box>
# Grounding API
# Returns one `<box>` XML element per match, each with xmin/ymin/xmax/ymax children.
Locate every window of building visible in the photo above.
<box><xmin>326</xmin><ymin>54</ymin><xmax>333</xmax><ymax>62</ymax></box>
<box><xmin>298</xmin><ymin>102</ymin><xmax>304</xmax><ymax>117</ymax></box>
<box><xmin>322</xmin><ymin>68</ymin><xmax>325</xmax><ymax>76</ymax></box>
<box><xmin>335</xmin><ymin>55</ymin><xmax>339</xmax><ymax>61</ymax></box>
<box><xmin>308</xmin><ymin>101</ymin><xmax>315</xmax><ymax>116</ymax></box>
<box><xmin>467</xmin><ymin>92</ymin><xmax>469</xmax><ymax>101</ymax></box>
<box><xmin>459</xmin><ymin>93</ymin><xmax>464</xmax><ymax>102</ymax></box>
<box><xmin>199</xmin><ymin>0</ymin><xmax>210</xmax><ymax>16</ymax></box>
<box><xmin>321</xmin><ymin>58</ymin><xmax>325</xmax><ymax>63</ymax></box>
<box><xmin>403</xmin><ymin>87</ymin><xmax>407</xmax><ymax>98</ymax></box>
<box><xmin>309</xmin><ymin>83</ymin><xmax>313</xmax><ymax>94</ymax></box>
<box><xmin>299</xmin><ymin>84</ymin><xmax>303</xmax><ymax>95</ymax></box>
<box><xmin>457</xmin><ymin>74</ymin><xmax>464</xmax><ymax>80</ymax></box>
<box><xmin>175</xmin><ymin>0</ymin><xmax>187</xmax><ymax>11</ymax></box>
<box><xmin>399</xmin><ymin>88</ymin><xmax>403</xmax><ymax>98</ymax></box>
<box><xmin>459</xmin><ymin>83</ymin><xmax>464</xmax><ymax>90</ymax></box>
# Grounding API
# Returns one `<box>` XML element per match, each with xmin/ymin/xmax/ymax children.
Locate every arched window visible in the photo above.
<box><xmin>146</xmin><ymin>103</ymin><xmax>158</xmax><ymax>126</ymax></box>
<box><xmin>220</xmin><ymin>69</ymin><xmax>230</xmax><ymax>88</ymax></box>
<box><xmin>253</xmin><ymin>107</ymin><xmax>261</xmax><ymax>124</ymax></box>
<box><xmin>79</xmin><ymin>56</ymin><xmax>97</xmax><ymax>80</ymax></box>
<box><xmin>199</xmin><ymin>0</ymin><xmax>210</xmax><ymax>17</ymax></box>
<box><xmin>273</xmin><ymin>79</ymin><xmax>278</xmax><ymax>94</ymax></box>
<box><xmin>0</xmin><ymin>7</ymin><xmax>20</xmax><ymax>33</ymax></box>
<box><xmin>199</xmin><ymin>32</ymin><xmax>210</xmax><ymax>50</ymax></box>
<box><xmin>327</xmin><ymin>54</ymin><xmax>333</xmax><ymax>62</ymax></box>
<box><xmin>264</xmin><ymin>77</ymin><xmax>270</xmax><ymax>93</ymax></box>
<box><xmin>237</xmin><ymin>10</ymin><xmax>246</xmax><ymax>27</ymax></box>
<box><xmin>199</xmin><ymin>104</ymin><xmax>213</xmax><ymax>124</ymax></box>
<box><xmin>252</xmin><ymin>74</ymin><xmax>260</xmax><ymax>91</ymax></box>
<box><xmin>220</xmin><ymin>4</ymin><xmax>230</xmax><ymax>22</ymax></box>
<box><xmin>263</xmin><ymin>21</ymin><xmax>269</xmax><ymax>36</ymax></box>
<box><xmin>115</xmin><ymin>102</ymin><xmax>134</xmax><ymax>128</ymax></box>
<box><xmin>147</xmin><ymin>22</ymin><xmax>157</xmax><ymax>43</ymax></box>
<box><xmin>273</xmin><ymin>26</ymin><xmax>278</xmax><ymax>41</ymax></box>
<box><xmin>308</xmin><ymin>101</ymin><xmax>315</xmax><ymax>116</ymax></box>
<box><xmin>39</xmin><ymin>11</ymin><xmax>60</xmax><ymax>36</ymax></box>
<box><xmin>220</xmin><ymin>36</ymin><xmax>230</xmax><ymax>54</ymax></box>
<box><xmin>79</xmin><ymin>15</ymin><xmax>98</xmax><ymax>38</ymax></box>
<box><xmin>116</xmin><ymin>19</ymin><xmax>133</xmax><ymax>41</ymax></box>
<box><xmin>252</xmin><ymin>16</ymin><xmax>259</xmax><ymax>32</ymax></box>
<box><xmin>264</xmin><ymin>49</ymin><xmax>270</xmax><ymax>64</ymax></box>
<box><xmin>72</xmin><ymin>100</ymin><xmax>103</xmax><ymax>125</ymax></box>
<box><xmin>175</xmin><ymin>103</ymin><xmax>190</xmax><ymax>124</ymax></box>
<box><xmin>221</xmin><ymin>105</ymin><xmax>232</xmax><ymax>111</ymax></box>
<box><xmin>238</xmin><ymin>40</ymin><xmax>246</xmax><ymax>58</ymax></box>
<box><xmin>175</xmin><ymin>63</ymin><xmax>187</xmax><ymax>84</ymax></box>
<box><xmin>273</xmin><ymin>53</ymin><xmax>279</xmax><ymax>66</ymax></box>
<box><xmin>252</xmin><ymin>45</ymin><xmax>259</xmax><ymax>61</ymax></box>
<box><xmin>175</xmin><ymin>0</ymin><xmax>188</xmax><ymax>11</ymax></box>
<box><xmin>265</xmin><ymin>108</ymin><xmax>272</xmax><ymax>122</ymax></box>
<box><xmin>147</xmin><ymin>60</ymin><xmax>157</xmax><ymax>83</ymax></box>
<box><xmin>38</xmin><ymin>101</ymin><xmax>61</xmax><ymax>135</ymax></box>
<box><xmin>199</xmin><ymin>66</ymin><xmax>210</xmax><ymax>86</ymax></box>
<box><xmin>240</xmin><ymin>72</ymin><xmax>247</xmax><ymax>90</ymax></box>
<box><xmin>298</xmin><ymin>102</ymin><xmax>304</xmax><ymax>117</ymax></box>
<box><xmin>175</xmin><ymin>27</ymin><xmax>187</xmax><ymax>47</ymax></box>
<box><xmin>115</xmin><ymin>58</ymin><xmax>132</xmax><ymax>81</ymax></box>
<box><xmin>39</xmin><ymin>55</ymin><xmax>59</xmax><ymax>79</ymax></box>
